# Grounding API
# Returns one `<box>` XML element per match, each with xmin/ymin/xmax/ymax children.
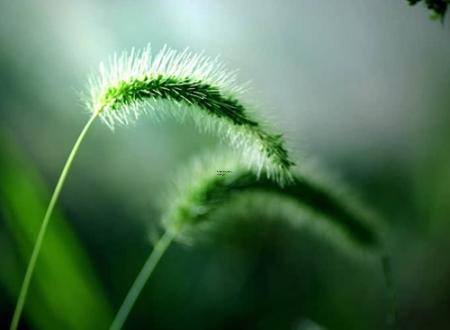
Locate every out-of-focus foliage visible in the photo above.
<box><xmin>407</xmin><ymin>0</ymin><xmax>449</xmax><ymax>19</ymax></box>
<box><xmin>0</xmin><ymin>134</ymin><xmax>113</xmax><ymax>330</ymax></box>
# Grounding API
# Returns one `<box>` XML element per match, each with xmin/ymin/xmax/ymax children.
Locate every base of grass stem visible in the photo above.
<box><xmin>10</xmin><ymin>113</ymin><xmax>98</xmax><ymax>330</ymax></box>
<box><xmin>110</xmin><ymin>230</ymin><xmax>176</xmax><ymax>330</ymax></box>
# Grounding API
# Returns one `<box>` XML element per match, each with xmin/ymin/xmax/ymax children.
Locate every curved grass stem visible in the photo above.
<box><xmin>110</xmin><ymin>229</ymin><xmax>176</xmax><ymax>330</ymax></box>
<box><xmin>10</xmin><ymin>113</ymin><xmax>98</xmax><ymax>330</ymax></box>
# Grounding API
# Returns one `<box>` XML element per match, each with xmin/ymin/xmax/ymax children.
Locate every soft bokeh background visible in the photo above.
<box><xmin>1</xmin><ymin>1</ymin><xmax>449</xmax><ymax>329</ymax></box>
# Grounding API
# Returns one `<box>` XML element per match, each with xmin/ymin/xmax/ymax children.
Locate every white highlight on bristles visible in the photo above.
<box><xmin>89</xmin><ymin>44</ymin><xmax>244</xmax><ymax>119</ymax></box>
<box><xmin>87</xmin><ymin>44</ymin><xmax>292</xmax><ymax>184</ymax></box>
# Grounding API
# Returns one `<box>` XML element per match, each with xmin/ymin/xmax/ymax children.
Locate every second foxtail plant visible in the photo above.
<box><xmin>110</xmin><ymin>153</ymin><xmax>385</xmax><ymax>330</ymax></box>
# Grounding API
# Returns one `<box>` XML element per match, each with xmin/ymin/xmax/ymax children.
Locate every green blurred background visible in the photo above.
<box><xmin>1</xmin><ymin>1</ymin><xmax>449</xmax><ymax>329</ymax></box>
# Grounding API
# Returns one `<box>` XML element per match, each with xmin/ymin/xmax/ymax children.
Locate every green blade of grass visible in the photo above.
<box><xmin>0</xmin><ymin>134</ymin><xmax>113</xmax><ymax>330</ymax></box>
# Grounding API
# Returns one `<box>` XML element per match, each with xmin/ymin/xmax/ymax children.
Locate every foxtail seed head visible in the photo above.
<box><xmin>87</xmin><ymin>45</ymin><xmax>294</xmax><ymax>184</ymax></box>
<box><xmin>163</xmin><ymin>153</ymin><xmax>381</xmax><ymax>249</ymax></box>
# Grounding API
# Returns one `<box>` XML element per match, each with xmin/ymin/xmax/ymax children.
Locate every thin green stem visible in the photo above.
<box><xmin>10</xmin><ymin>113</ymin><xmax>98</xmax><ymax>330</ymax></box>
<box><xmin>110</xmin><ymin>230</ymin><xmax>176</xmax><ymax>330</ymax></box>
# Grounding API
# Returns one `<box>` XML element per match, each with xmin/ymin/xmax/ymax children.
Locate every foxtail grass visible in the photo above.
<box><xmin>11</xmin><ymin>44</ymin><xmax>293</xmax><ymax>329</ymax></box>
<box><xmin>110</xmin><ymin>154</ymin><xmax>388</xmax><ymax>330</ymax></box>
<box><xmin>88</xmin><ymin>45</ymin><xmax>293</xmax><ymax>183</ymax></box>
